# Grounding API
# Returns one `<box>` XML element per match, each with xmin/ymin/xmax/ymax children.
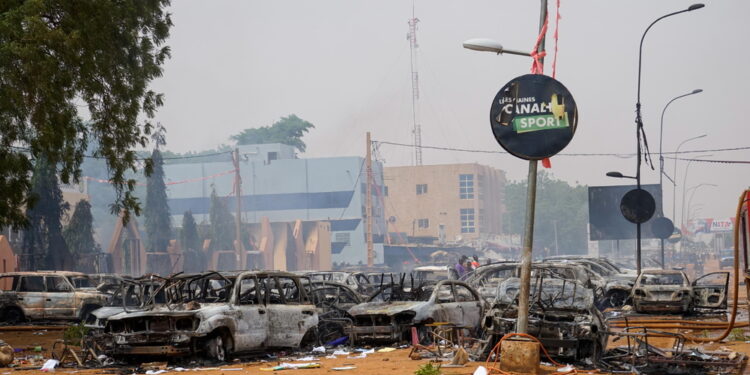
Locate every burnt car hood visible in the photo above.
<box><xmin>92</xmin><ymin>306</ymin><xmax>127</xmax><ymax>320</ymax></box>
<box><xmin>348</xmin><ymin>301</ymin><xmax>427</xmax><ymax>317</ymax></box>
<box><xmin>104</xmin><ymin>304</ymin><xmax>225</xmax><ymax>321</ymax></box>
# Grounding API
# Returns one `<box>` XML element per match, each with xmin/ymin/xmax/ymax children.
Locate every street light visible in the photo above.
<box><xmin>672</xmin><ymin>134</ymin><xmax>707</xmax><ymax>221</ymax></box>
<box><xmin>633</xmin><ymin>3</ymin><xmax>704</xmax><ymax>276</ymax></box>
<box><xmin>681</xmin><ymin>155</ymin><xmax>713</xmax><ymax>230</ymax></box>
<box><xmin>658</xmin><ymin>88</ymin><xmax>703</xmax><ymax>271</ymax></box>
<box><xmin>462</xmin><ymin>38</ymin><xmax>532</xmax><ymax>56</ymax></box>
<box><xmin>606</xmin><ymin>171</ymin><xmax>636</xmax><ymax>179</ymax></box>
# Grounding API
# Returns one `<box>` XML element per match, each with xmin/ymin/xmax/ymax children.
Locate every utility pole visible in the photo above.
<box><xmin>553</xmin><ymin>220</ymin><xmax>559</xmax><ymax>256</ymax></box>
<box><xmin>365</xmin><ymin>132</ymin><xmax>374</xmax><ymax>268</ymax></box>
<box><xmin>516</xmin><ymin>0</ymin><xmax>547</xmax><ymax>336</ymax></box>
<box><xmin>408</xmin><ymin>5</ymin><xmax>422</xmax><ymax>166</ymax></box>
<box><xmin>233</xmin><ymin>148</ymin><xmax>245</xmax><ymax>269</ymax></box>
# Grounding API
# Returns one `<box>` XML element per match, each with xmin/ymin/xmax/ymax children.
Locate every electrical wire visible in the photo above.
<box><xmin>6</xmin><ymin>145</ymin><xmax>233</xmax><ymax>161</ymax></box>
<box><xmin>373</xmin><ymin>140</ymin><xmax>750</xmax><ymax>158</ymax></box>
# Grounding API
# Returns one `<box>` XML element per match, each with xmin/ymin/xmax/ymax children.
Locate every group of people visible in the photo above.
<box><xmin>454</xmin><ymin>255</ymin><xmax>480</xmax><ymax>279</ymax></box>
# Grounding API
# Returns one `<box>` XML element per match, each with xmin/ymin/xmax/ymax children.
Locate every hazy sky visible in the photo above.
<box><xmin>149</xmin><ymin>1</ymin><xmax>749</xmax><ymax>223</ymax></box>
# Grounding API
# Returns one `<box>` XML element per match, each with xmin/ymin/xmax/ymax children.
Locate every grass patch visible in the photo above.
<box><xmin>415</xmin><ymin>362</ymin><xmax>441</xmax><ymax>375</ymax></box>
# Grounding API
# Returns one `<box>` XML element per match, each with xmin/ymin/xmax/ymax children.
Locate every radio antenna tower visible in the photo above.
<box><xmin>407</xmin><ymin>4</ymin><xmax>422</xmax><ymax>165</ymax></box>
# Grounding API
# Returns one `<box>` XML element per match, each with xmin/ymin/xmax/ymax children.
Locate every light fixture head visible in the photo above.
<box><xmin>462</xmin><ymin>38</ymin><xmax>504</xmax><ymax>54</ymax></box>
<box><xmin>692</xmin><ymin>89</ymin><xmax>703</xmax><ymax>94</ymax></box>
<box><xmin>688</xmin><ymin>4</ymin><xmax>705</xmax><ymax>11</ymax></box>
<box><xmin>606</xmin><ymin>172</ymin><xmax>624</xmax><ymax>178</ymax></box>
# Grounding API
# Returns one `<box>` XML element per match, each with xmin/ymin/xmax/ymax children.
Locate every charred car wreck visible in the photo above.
<box><xmin>88</xmin><ymin>271</ymin><xmax>318</xmax><ymax>361</ymax></box>
<box><xmin>630</xmin><ymin>270</ymin><xmax>728</xmax><ymax>314</ymax></box>
<box><xmin>481</xmin><ymin>276</ymin><xmax>608</xmax><ymax>362</ymax></box>
<box><xmin>347</xmin><ymin>278</ymin><xmax>484</xmax><ymax>344</ymax></box>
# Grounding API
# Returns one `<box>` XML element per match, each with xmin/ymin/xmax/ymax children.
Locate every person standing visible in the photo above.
<box><xmin>455</xmin><ymin>255</ymin><xmax>468</xmax><ymax>279</ymax></box>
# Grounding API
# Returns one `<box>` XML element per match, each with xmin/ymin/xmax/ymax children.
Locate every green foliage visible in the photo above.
<box><xmin>145</xmin><ymin>149</ymin><xmax>171</xmax><ymax>253</ymax></box>
<box><xmin>0</xmin><ymin>0</ymin><xmax>172</xmax><ymax>229</ymax></box>
<box><xmin>503</xmin><ymin>171</ymin><xmax>588</xmax><ymax>255</ymax></box>
<box><xmin>729</xmin><ymin>328</ymin><xmax>747</xmax><ymax>341</ymax></box>
<box><xmin>231</xmin><ymin>114</ymin><xmax>315</xmax><ymax>152</ymax></box>
<box><xmin>63</xmin><ymin>324</ymin><xmax>89</xmax><ymax>345</ymax></box>
<box><xmin>181</xmin><ymin>210</ymin><xmax>206</xmax><ymax>272</ymax></box>
<box><xmin>209</xmin><ymin>188</ymin><xmax>235</xmax><ymax>251</ymax></box>
<box><xmin>63</xmin><ymin>200</ymin><xmax>100</xmax><ymax>272</ymax></box>
<box><xmin>414</xmin><ymin>363</ymin><xmax>441</xmax><ymax>375</ymax></box>
<box><xmin>22</xmin><ymin>158</ymin><xmax>72</xmax><ymax>270</ymax></box>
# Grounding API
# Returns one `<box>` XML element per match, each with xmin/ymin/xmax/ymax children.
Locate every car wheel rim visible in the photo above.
<box><xmin>212</xmin><ymin>336</ymin><xmax>225</xmax><ymax>362</ymax></box>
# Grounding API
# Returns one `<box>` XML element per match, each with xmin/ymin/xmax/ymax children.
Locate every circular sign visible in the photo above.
<box><xmin>620</xmin><ymin>188</ymin><xmax>656</xmax><ymax>224</ymax></box>
<box><xmin>668</xmin><ymin>228</ymin><xmax>682</xmax><ymax>244</ymax></box>
<box><xmin>651</xmin><ymin>217</ymin><xmax>675</xmax><ymax>239</ymax></box>
<box><xmin>489</xmin><ymin>74</ymin><xmax>578</xmax><ymax>160</ymax></box>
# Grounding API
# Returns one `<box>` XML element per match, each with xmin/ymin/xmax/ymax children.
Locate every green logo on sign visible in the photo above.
<box><xmin>513</xmin><ymin>113</ymin><xmax>570</xmax><ymax>134</ymax></box>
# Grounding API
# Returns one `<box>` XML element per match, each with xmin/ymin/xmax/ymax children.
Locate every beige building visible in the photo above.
<box><xmin>383</xmin><ymin>163</ymin><xmax>506</xmax><ymax>242</ymax></box>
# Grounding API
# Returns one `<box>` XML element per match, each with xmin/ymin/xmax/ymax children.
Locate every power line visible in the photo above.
<box><xmin>663</xmin><ymin>156</ymin><xmax>750</xmax><ymax>165</ymax></box>
<box><xmin>373</xmin><ymin>140</ymin><xmax>750</xmax><ymax>158</ymax></box>
<box><xmin>7</xmin><ymin>145</ymin><xmax>232</xmax><ymax>161</ymax></box>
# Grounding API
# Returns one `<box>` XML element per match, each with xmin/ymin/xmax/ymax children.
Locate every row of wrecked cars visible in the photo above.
<box><xmin>0</xmin><ymin>257</ymin><xmax>731</xmax><ymax>365</ymax></box>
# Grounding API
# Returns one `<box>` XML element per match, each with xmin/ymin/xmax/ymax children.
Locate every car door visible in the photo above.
<box><xmin>233</xmin><ymin>274</ymin><xmax>268</xmax><ymax>351</ymax></box>
<box><xmin>432</xmin><ymin>282</ymin><xmax>462</xmax><ymax>324</ymax></box>
<box><xmin>453</xmin><ymin>283</ymin><xmax>483</xmax><ymax>328</ymax></box>
<box><xmin>44</xmin><ymin>276</ymin><xmax>77</xmax><ymax>318</ymax></box>
<box><xmin>692</xmin><ymin>272</ymin><xmax>730</xmax><ymax>309</ymax></box>
<box><xmin>264</xmin><ymin>276</ymin><xmax>317</xmax><ymax>348</ymax></box>
<box><xmin>17</xmin><ymin>276</ymin><xmax>46</xmax><ymax>319</ymax></box>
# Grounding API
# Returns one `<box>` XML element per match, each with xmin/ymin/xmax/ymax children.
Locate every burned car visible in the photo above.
<box><xmin>481</xmin><ymin>277</ymin><xmax>608</xmax><ymax>361</ymax></box>
<box><xmin>90</xmin><ymin>271</ymin><xmax>318</xmax><ymax>361</ymax></box>
<box><xmin>347</xmin><ymin>279</ymin><xmax>483</xmax><ymax>344</ymax></box>
<box><xmin>306</xmin><ymin>281</ymin><xmax>362</xmax><ymax>344</ymax></box>
<box><xmin>299</xmin><ymin>271</ymin><xmax>371</xmax><ymax>296</ymax></box>
<box><xmin>0</xmin><ymin>271</ymin><xmax>111</xmax><ymax>323</ymax></box>
<box><xmin>630</xmin><ymin>270</ymin><xmax>728</xmax><ymax>314</ymax></box>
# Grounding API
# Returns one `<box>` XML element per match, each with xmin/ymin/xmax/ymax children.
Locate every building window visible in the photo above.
<box><xmin>416</xmin><ymin>184</ymin><xmax>428</xmax><ymax>195</ymax></box>
<box><xmin>267</xmin><ymin>152</ymin><xmax>278</xmax><ymax>163</ymax></box>
<box><xmin>383</xmin><ymin>186</ymin><xmax>389</xmax><ymax>196</ymax></box>
<box><xmin>334</xmin><ymin>232</ymin><xmax>351</xmax><ymax>246</ymax></box>
<box><xmin>417</xmin><ymin>218</ymin><xmax>429</xmax><ymax>229</ymax></box>
<box><xmin>459</xmin><ymin>174</ymin><xmax>474</xmax><ymax>199</ymax></box>
<box><xmin>460</xmin><ymin>208</ymin><xmax>475</xmax><ymax>233</ymax></box>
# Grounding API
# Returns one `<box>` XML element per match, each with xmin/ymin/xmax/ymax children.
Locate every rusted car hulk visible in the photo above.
<box><xmin>630</xmin><ymin>270</ymin><xmax>728</xmax><ymax>314</ymax></box>
<box><xmin>347</xmin><ymin>279</ymin><xmax>484</xmax><ymax>344</ymax></box>
<box><xmin>0</xmin><ymin>271</ymin><xmax>110</xmax><ymax>323</ymax></box>
<box><xmin>91</xmin><ymin>271</ymin><xmax>318</xmax><ymax>361</ymax></box>
<box><xmin>481</xmin><ymin>277</ymin><xmax>608</xmax><ymax>362</ymax></box>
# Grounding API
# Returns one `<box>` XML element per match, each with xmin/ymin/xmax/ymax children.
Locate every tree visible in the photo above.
<box><xmin>209</xmin><ymin>188</ymin><xmax>235</xmax><ymax>251</ymax></box>
<box><xmin>22</xmin><ymin>158</ymin><xmax>72</xmax><ymax>270</ymax></box>
<box><xmin>63</xmin><ymin>200</ymin><xmax>100</xmax><ymax>272</ymax></box>
<box><xmin>181</xmin><ymin>211</ymin><xmax>205</xmax><ymax>272</ymax></box>
<box><xmin>231</xmin><ymin>114</ymin><xmax>315</xmax><ymax>152</ymax></box>
<box><xmin>503</xmin><ymin>171</ymin><xmax>589</xmax><ymax>256</ymax></box>
<box><xmin>0</xmin><ymin>1</ymin><xmax>172</xmax><ymax>229</ymax></box>
<box><xmin>144</xmin><ymin>148</ymin><xmax>171</xmax><ymax>253</ymax></box>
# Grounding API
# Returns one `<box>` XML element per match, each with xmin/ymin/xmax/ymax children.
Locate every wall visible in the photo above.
<box><xmin>383</xmin><ymin>163</ymin><xmax>506</xmax><ymax>242</ymax></box>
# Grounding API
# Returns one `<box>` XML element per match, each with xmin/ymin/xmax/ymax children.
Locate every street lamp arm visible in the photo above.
<box><xmin>638</xmin><ymin>6</ymin><xmax>703</xmax><ymax>104</ymax></box>
<box><xmin>659</xmin><ymin>90</ymin><xmax>703</xmax><ymax>159</ymax></box>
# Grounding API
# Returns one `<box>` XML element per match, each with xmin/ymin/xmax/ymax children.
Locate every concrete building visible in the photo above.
<box><xmin>163</xmin><ymin>143</ymin><xmax>386</xmax><ymax>266</ymax></box>
<box><xmin>383</xmin><ymin>163</ymin><xmax>506</xmax><ymax>243</ymax></box>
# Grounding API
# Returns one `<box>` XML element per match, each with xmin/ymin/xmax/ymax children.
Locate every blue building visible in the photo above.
<box><xmin>163</xmin><ymin>143</ymin><xmax>386</xmax><ymax>266</ymax></box>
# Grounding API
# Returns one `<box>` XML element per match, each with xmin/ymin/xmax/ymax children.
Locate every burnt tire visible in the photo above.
<box><xmin>2</xmin><ymin>307</ymin><xmax>24</xmax><ymax>325</ymax></box>
<box><xmin>603</xmin><ymin>290</ymin><xmax>629</xmax><ymax>309</ymax></box>
<box><xmin>205</xmin><ymin>332</ymin><xmax>231</xmax><ymax>362</ymax></box>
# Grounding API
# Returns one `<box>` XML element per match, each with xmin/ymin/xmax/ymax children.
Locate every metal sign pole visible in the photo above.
<box><xmin>516</xmin><ymin>159</ymin><xmax>538</xmax><ymax>333</ymax></box>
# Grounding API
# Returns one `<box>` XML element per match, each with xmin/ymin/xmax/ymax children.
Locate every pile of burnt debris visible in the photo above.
<box><xmin>0</xmin><ymin>257</ymin><xmax>745</xmax><ymax>373</ymax></box>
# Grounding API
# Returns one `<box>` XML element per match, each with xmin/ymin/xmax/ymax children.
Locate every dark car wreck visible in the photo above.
<box><xmin>88</xmin><ymin>271</ymin><xmax>318</xmax><ymax>361</ymax></box>
<box><xmin>481</xmin><ymin>277</ymin><xmax>608</xmax><ymax>362</ymax></box>
<box><xmin>347</xmin><ymin>279</ymin><xmax>484</xmax><ymax>344</ymax></box>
